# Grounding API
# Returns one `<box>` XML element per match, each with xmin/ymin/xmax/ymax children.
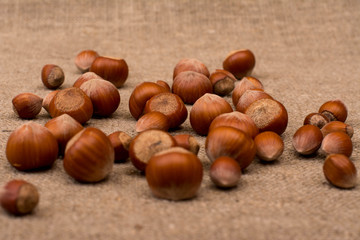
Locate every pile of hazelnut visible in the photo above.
<box><xmin>292</xmin><ymin>100</ymin><xmax>356</xmax><ymax>189</ymax></box>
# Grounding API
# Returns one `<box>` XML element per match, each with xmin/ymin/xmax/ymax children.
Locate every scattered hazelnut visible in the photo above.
<box><xmin>63</xmin><ymin>127</ymin><xmax>114</xmax><ymax>182</ymax></box>
<box><xmin>190</xmin><ymin>93</ymin><xmax>233</xmax><ymax>135</ymax></box>
<box><xmin>45</xmin><ymin>114</ymin><xmax>84</xmax><ymax>155</ymax></box>
<box><xmin>172</xmin><ymin>71</ymin><xmax>213</xmax><ymax>104</ymax></box>
<box><xmin>143</xmin><ymin>92</ymin><xmax>188</xmax><ymax>129</ymax></box>
<box><xmin>6</xmin><ymin>122</ymin><xmax>58</xmax><ymax>171</ymax></box>
<box><xmin>210</xmin><ymin>156</ymin><xmax>241</xmax><ymax>188</ymax></box>
<box><xmin>73</xmin><ymin>72</ymin><xmax>103</xmax><ymax>88</ymax></box>
<box><xmin>80</xmin><ymin>78</ymin><xmax>121</xmax><ymax>117</ymax></box>
<box><xmin>173</xmin><ymin>134</ymin><xmax>200</xmax><ymax>155</ymax></box>
<box><xmin>146</xmin><ymin>147</ymin><xmax>203</xmax><ymax>201</ymax></box>
<box><xmin>173</xmin><ymin>58</ymin><xmax>210</xmax><ymax>79</ymax></box>
<box><xmin>155</xmin><ymin>80</ymin><xmax>171</xmax><ymax>92</ymax></box>
<box><xmin>232</xmin><ymin>76</ymin><xmax>264</xmax><ymax>106</ymax></box>
<box><xmin>323</xmin><ymin>154</ymin><xmax>357</xmax><ymax>189</ymax></box>
<box><xmin>254</xmin><ymin>131</ymin><xmax>284</xmax><ymax>161</ymax></box>
<box><xmin>321</xmin><ymin>121</ymin><xmax>354</xmax><ymax>138</ymax></box>
<box><xmin>136</xmin><ymin>112</ymin><xmax>170</xmax><ymax>133</ymax></box>
<box><xmin>236</xmin><ymin>89</ymin><xmax>273</xmax><ymax>113</ymax></box>
<box><xmin>90</xmin><ymin>56</ymin><xmax>129</xmax><ymax>88</ymax></box>
<box><xmin>0</xmin><ymin>180</ymin><xmax>39</xmax><ymax>216</ymax></box>
<box><xmin>42</xmin><ymin>90</ymin><xmax>59</xmax><ymax>113</ymax></box>
<box><xmin>41</xmin><ymin>64</ymin><xmax>65</xmax><ymax>89</ymax></box>
<box><xmin>49</xmin><ymin>87</ymin><xmax>93</xmax><ymax>124</ymax></box>
<box><xmin>318</xmin><ymin>99</ymin><xmax>347</xmax><ymax>122</ymax></box>
<box><xmin>209</xmin><ymin>69</ymin><xmax>236</xmax><ymax>96</ymax></box>
<box><xmin>108</xmin><ymin>131</ymin><xmax>132</xmax><ymax>163</ymax></box>
<box><xmin>245</xmin><ymin>98</ymin><xmax>288</xmax><ymax>135</ymax></box>
<box><xmin>303</xmin><ymin>113</ymin><xmax>329</xmax><ymax>129</ymax></box>
<box><xmin>223</xmin><ymin>49</ymin><xmax>256</xmax><ymax>79</ymax></box>
<box><xmin>74</xmin><ymin>50</ymin><xmax>99</xmax><ymax>73</ymax></box>
<box><xmin>12</xmin><ymin>93</ymin><xmax>43</xmax><ymax>119</ymax></box>
<box><xmin>205</xmin><ymin>126</ymin><xmax>256</xmax><ymax>170</ymax></box>
<box><xmin>129</xmin><ymin>130</ymin><xmax>177</xmax><ymax>172</ymax></box>
<box><xmin>292</xmin><ymin>125</ymin><xmax>323</xmax><ymax>155</ymax></box>
<box><xmin>128</xmin><ymin>82</ymin><xmax>168</xmax><ymax>119</ymax></box>
<box><xmin>320</xmin><ymin>131</ymin><xmax>353</xmax><ymax>157</ymax></box>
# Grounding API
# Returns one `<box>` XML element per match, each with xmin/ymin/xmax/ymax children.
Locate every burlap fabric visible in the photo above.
<box><xmin>0</xmin><ymin>1</ymin><xmax>359</xmax><ymax>239</ymax></box>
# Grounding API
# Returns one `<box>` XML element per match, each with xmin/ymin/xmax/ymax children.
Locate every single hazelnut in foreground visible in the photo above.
<box><xmin>146</xmin><ymin>147</ymin><xmax>203</xmax><ymax>201</ymax></box>
<box><xmin>128</xmin><ymin>82</ymin><xmax>168</xmax><ymax>119</ymax></box>
<box><xmin>320</xmin><ymin>131</ymin><xmax>353</xmax><ymax>157</ymax></box>
<box><xmin>236</xmin><ymin>89</ymin><xmax>273</xmax><ymax>113</ymax></box>
<box><xmin>0</xmin><ymin>180</ymin><xmax>39</xmax><ymax>216</ymax></box>
<box><xmin>173</xmin><ymin>134</ymin><xmax>200</xmax><ymax>155</ymax></box>
<box><xmin>6</xmin><ymin>122</ymin><xmax>58</xmax><ymax>171</ymax></box>
<box><xmin>42</xmin><ymin>90</ymin><xmax>59</xmax><ymax>113</ymax></box>
<box><xmin>172</xmin><ymin>71</ymin><xmax>213</xmax><ymax>104</ymax></box>
<box><xmin>45</xmin><ymin>114</ymin><xmax>84</xmax><ymax>155</ymax></box>
<box><xmin>223</xmin><ymin>49</ymin><xmax>256</xmax><ymax>79</ymax></box>
<box><xmin>49</xmin><ymin>87</ymin><xmax>93</xmax><ymax>124</ymax></box>
<box><xmin>292</xmin><ymin>125</ymin><xmax>323</xmax><ymax>155</ymax></box>
<box><xmin>232</xmin><ymin>76</ymin><xmax>264</xmax><ymax>106</ymax></box>
<box><xmin>129</xmin><ymin>129</ymin><xmax>177</xmax><ymax>172</ymax></box>
<box><xmin>12</xmin><ymin>93</ymin><xmax>43</xmax><ymax>119</ymax></box>
<box><xmin>323</xmin><ymin>154</ymin><xmax>357</xmax><ymax>189</ymax></box>
<box><xmin>80</xmin><ymin>78</ymin><xmax>121</xmax><ymax>117</ymax></box>
<box><xmin>245</xmin><ymin>98</ymin><xmax>288</xmax><ymax>135</ymax></box>
<box><xmin>143</xmin><ymin>92</ymin><xmax>188</xmax><ymax>129</ymax></box>
<box><xmin>208</xmin><ymin>111</ymin><xmax>259</xmax><ymax>139</ymax></box>
<box><xmin>209</xmin><ymin>69</ymin><xmax>236</xmax><ymax>96</ymax></box>
<box><xmin>63</xmin><ymin>127</ymin><xmax>114</xmax><ymax>183</ymax></box>
<box><xmin>254</xmin><ymin>131</ymin><xmax>284</xmax><ymax>161</ymax></box>
<box><xmin>173</xmin><ymin>58</ymin><xmax>210</xmax><ymax>79</ymax></box>
<box><xmin>41</xmin><ymin>64</ymin><xmax>65</xmax><ymax>89</ymax></box>
<box><xmin>321</xmin><ymin>121</ymin><xmax>353</xmax><ymax>138</ymax></box>
<box><xmin>90</xmin><ymin>56</ymin><xmax>129</xmax><ymax>88</ymax></box>
<box><xmin>108</xmin><ymin>131</ymin><xmax>132</xmax><ymax>163</ymax></box>
<box><xmin>303</xmin><ymin>113</ymin><xmax>329</xmax><ymax>129</ymax></box>
<box><xmin>205</xmin><ymin>126</ymin><xmax>256</xmax><ymax>170</ymax></box>
<box><xmin>73</xmin><ymin>72</ymin><xmax>103</xmax><ymax>88</ymax></box>
<box><xmin>210</xmin><ymin>156</ymin><xmax>241</xmax><ymax>188</ymax></box>
<box><xmin>318</xmin><ymin>99</ymin><xmax>347</xmax><ymax>122</ymax></box>
<box><xmin>74</xmin><ymin>50</ymin><xmax>99</xmax><ymax>73</ymax></box>
<box><xmin>136</xmin><ymin>112</ymin><xmax>170</xmax><ymax>133</ymax></box>
<box><xmin>190</xmin><ymin>93</ymin><xmax>233</xmax><ymax>135</ymax></box>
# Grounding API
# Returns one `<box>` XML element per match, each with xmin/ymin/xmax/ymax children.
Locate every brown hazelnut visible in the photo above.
<box><xmin>303</xmin><ymin>113</ymin><xmax>329</xmax><ymax>129</ymax></box>
<box><xmin>155</xmin><ymin>80</ymin><xmax>171</xmax><ymax>92</ymax></box>
<box><xmin>173</xmin><ymin>134</ymin><xmax>200</xmax><ymax>155</ymax></box>
<box><xmin>320</xmin><ymin>131</ymin><xmax>353</xmax><ymax>157</ymax></box>
<box><xmin>292</xmin><ymin>125</ymin><xmax>323</xmax><ymax>155</ymax></box>
<box><xmin>41</xmin><ymin>64</ymin><xmax>65</xmax><ymax>89</ymax></box>
<box><xmin>209</xmin><ymin>69</ymin><xmax>236</xmax><ymax>96</ymax></box>
<box><xmin>210</xmin><ymin>156</ymin><xmax>241</xmax><ymax>188</ymax></box>
<box><xmin>136</xmin><ymin>112</ymin><xmax>170</xmax><ymax>133</ymax></box>
<box><xmin>254</xmin><ymin>131</ymin><xmax>284</xmax><ymax>161</ymax></box>
<box><xmin>173</xmin><ymin>58</ymin><xmax>210</xmax><ymax>79</ymax></box>
<box><xmin>223</xmin><ymin>49</ymin><xmax>256</xmax><ymax>79</ymax></box>
<box><xmin>232</xmin><ymin>76</ymin><xmax>264</xmax><ymax>106</ymax></box>
<box><xmin>73</xmin><ymin>72</ymin><xmax>103</xmax><ymax>88</ymax></box>
<box><xmin>42</xmin><ymin>90</ymin><xmax>59</xmax><ymax>113</ymax></box>
<box><xmin>12</xmin><ymin>93</ymin><xmax>43</xmax><ymax>119</ymax></box>
<box><xmin>321</xmin><ymin>121</ymin><xmax>353</xmax><ymax>138</ymax></box>
<box><xmin>323</xmin><ymin>154</ymin><xmax>357</xmax><ymax>189</ymax></box>
<box><xmin>236</xmin><ymin>89</ymin><xmax>273</xmax><ymax>113</ymax></box>
<box><xmin>108</xmin><ymin>131</ymin><xmax>132</xmax><ymax>163</ymax></box>
<box><xmin>74</xmin><ymin>50</ymin><xmax>99</xmax><ymax>73</ymax></box>
<box><xmin>318</xmin><ymin>99</ymin><xmax>347</xmax><ymax>122</ymax></box>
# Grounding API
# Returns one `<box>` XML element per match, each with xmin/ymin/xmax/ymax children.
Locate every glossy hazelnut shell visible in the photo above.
<box><xmin>73</xmin><ymin>72</ymin><xmax>103</xmax><ymax>88</ymax></box>
<box><xmin>173</xmin><ymin>58</ymin><xmax>210</xmax><ymax>79</ymax></box>
<box><xmin>254</xmin><ymin>131</ymin><xmax>284</xmax><ymax>161</ymax></box>
<box><xmin>210</xmin><ymin>156</ymin><xmax>241</xmax><ymax>188</ymax></box>
<box><xmin>136</xmin><ymin>112</ymin><xmax>170</xmax><ymax>132</ymax></box>
<box><xmin>223</xmin><ymin>49</ymin><xmax>256</xmax><ymax>79</ymax></box>
<box><xmin>236</xmin><ymin>89</ymin><xmax>273</xmax><ymax>113</ymax></box>
<box><xmin>108</xmin><ymin>131</ymin><xmax>132</xmax><ymax>163</ymax></box>
<box><xmin>292</xmin><ymin>125</ymin><xmax>323</xmax><ymax>155</ymax></box>
<box><xmin>209</xmin><ymin>69</ymin><xmax>236</xmax><ymax>96</ymax></box>
<box><xmin>321</xmin><ymin>121</ymin><xmax>353</xmax><ymax>138</ymax></box>
<box><xmin>173</xmin><ymin>134</ymin><xmax>200</xmax><ymax>155</ymax></box>
<box><xmin>74</xmin><ymin>50</ymin><xmax>99</xmax><ymax>73</ymax></box>
<box><xmin>42</xmin><ymin>90</ymin><xmax>59</xmax><ymax>113</ymax></box>
<box><xmin>318</xmin><ymin>99</ymin><xmax>347</xmax><ymax>122</ymax></box>
<box><xmin>232</xmin><ymin>76</ymin><xmax>264</xmax><ymax>106</ymax></box>
<box><xmin>303</xmin><ymin>112</ymin><xmax>329</xmax><ymax>129</ymax></box>
<box><xmin>323</xmin><ymin>154</ymin><xmax>357</xmax><ymax>189</ymax></box>
<box><xmin>320</xmin><ymin>131</ymin><xmax>353</xmax><ymax>157</ymax></box>
<box><xmin>41</xmin><ymin>64</ymin><xmax>65</xmax><ymax>89</ymax></box>
<box><xmin>12</xmin><ymin>93</ymin><xmax>43</xmax><ymax>119</ymax></box>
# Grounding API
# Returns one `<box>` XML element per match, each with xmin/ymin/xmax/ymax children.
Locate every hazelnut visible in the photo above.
<box><xmin>42</xmin><ymin>90</ymin><xmax>59</xmax><ymax>113</ymax></box>
<box><xmin>155</xmin><ymin>80</ymin><xmax>171</xmax><ymax>92</ymax></box>
<box><xmin>128</xmin><ymin>82</ymin><xmax>168</xmax><ymax>119</ymax></box>
<box><xmin>143</xmin><ymin>92</ymin><xmax>188</xmax><ymax>129</ymax></box>
<box><xmin>292</xmin><ymin>125</ymin><xmax>323</xmax><ymax>155</ymax></box>
<box><xmin>136</xmin><ymin>112</ymin><xmax>170</xmax><ymax>133</ymax></box>
<box><xmin>172</xmin><ymin>71</ymin><xmax>213</xmax><ymax>104</ymax></box>
<box><xmin>129</xmin><ymin>130</ymin><xmax>177</xmax><ymax>172</ymax></box>
<box><xmin>12</xmin><ymin>93</ymin><xmax>43</xmax><ymax>119</ymax></box>
<box><xmin>108</xmin><ymin>131</ymin><xmax>132</xmax><ymax>163</ymax></box>
<box><xmin>208</xmin><ymin>111</ymin><xmax>259</xmax><ymax>139</ymax></box>
<box><xmin>173</xmin><ymin>134</ymin><xmax>200</xmax><ymax>155</ymax></box>
<box><xmin>173</xmin><ymin>58</ymin><xmax>210</xmax><ymax>79</ymax></box>
<box><xmin>236</xmin><ymin>89</ymin><xmax>273</xmax><ymax>113</ymax></box>
<box><xmin>190</xmin><ymin>93</ymin><xmax>233</xmax><ymax>135</ymax></box>
<box><xmin>73</xmin><ymin>72</ymin><xmax>103</xmax><ymax>88</ymax></box>
<box><xmin>232</xmin><ymin>76</ymin><xmax>264</xmax><ymax>106</ymax></box>
<box><xmin>320</xmin><ymin>131</ymin><xmax>353</xmax><ymax>157</ymax></box>
<box><xmin>49</xmin><ymin>87</ymin><xmax>93</xmax><ymax>124</ymax></box>
<box><xmin>74</xmin><ymin>50</ymin><xmax>99</xmax><ymax>73</ymax></box>
<box><xmin>146</xmin><ymin>147</ymin><xmax>203</xmax><ymax>201</ymax></box>
<box><xmin>209</xmin><ymin>69</ymin><xmax>236</xmax><ymax>96</ymax></box>
<box><xmin>318</xmin><ymin>99</ymin><xmax>347</xmax><ymax>122</ymax></box>
<box><xmin>205</xmin><ymin>126</ymin><xmax>256</xmax><ymax>170</ymax></box>
<box><xmin>323</xmin><ymin>154</ymin><xmax>357</xmax><ymax>189</ymax></box>
<box><xmin>45</xmin><ymin>114</ymin><xmax>84</xmax><ymax>155</ymax></box>
<box><xmin>223</xmin><ymin>49</ymin><xmax>256</xmax><ymax>79</ymax></box>
<box><xmin>303</xmin><ymin>113</ymin><xmax>329</xmax><ymax>129</ymax></box>
<box><xmin>80</xmin><ymin>78</ymin><xmax>121</xmax><ymax>117</ymax></box>
<box><xmin>0</xmin><ymin>180</ymin><xmax>39</xmax><ymax>216</ymax></box>
<box><xmin>6</xmin><ymin>122</ymin><xmax>58</xmax><ymax>171</ymax></box>
<box><xmin>244</xmin><ymin>98</ymin><xmax>288</xmax><ymax>135</ymax></box>
<box><xmin>210</xmin><ymin>156</ymin><xmax>241</xmax><ymax>188</ymax></box>
<box><xmin>90</xmin><ymin>56</ymin><xmax>129</xmax><ymax>88</ymax></box>
<box><xmin>321</xmin><ymin>121</ymin><xmax>353</xmax><ymax>138</ymax></box>
<box><xmin>41</xmin><ymin>64</ymin><xmax>65</xmax><ymax>89</ymax></box>
<box><xmin>63</xmin><ymin>127</ymin><xmax>114</xmax><ymax>183</ymax></box>
<box><xmin>254</xmin><ymin>131</ymin><xmax>284</xmax><ymax>161</ymax></box>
